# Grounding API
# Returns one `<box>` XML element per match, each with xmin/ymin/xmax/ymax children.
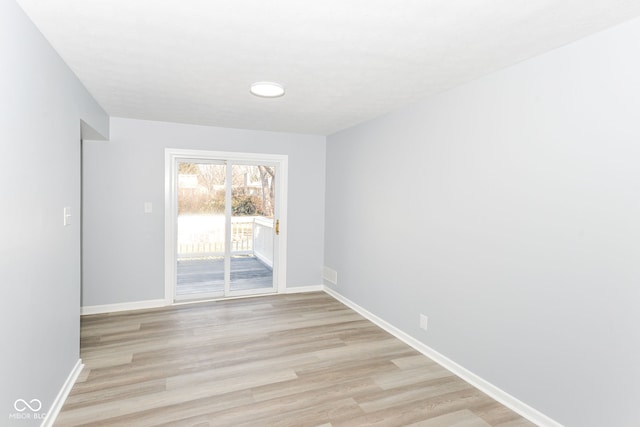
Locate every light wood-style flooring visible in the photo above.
<box><xmin>56</xmin><ymin>292</ymin><xmax>535</xmax><ymax>426</ymax></box>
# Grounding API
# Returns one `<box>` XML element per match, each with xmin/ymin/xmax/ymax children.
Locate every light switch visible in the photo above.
<box><xmin>144</xmin><ymin>202</ymin><xmax>153</xmax><ymax>213</ymax></box>
<box><xmin>63</xmin><ymin>207</ymin><xmax>71</xmax><ymax>226</ymax></box>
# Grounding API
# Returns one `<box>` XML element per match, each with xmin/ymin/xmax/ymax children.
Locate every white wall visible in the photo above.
<box><xmin>325</xmin><ymin>16</ymin><xmax>640</xmax><ymax>427</ymax></box>
<box><xmin>82</xmin><ymin>117</ymin><xmax>325</xmax><ymax>306</ymax></box>
<box><xmin>0</xmin><ymin>1</ymin><xmax>109</xmax><ymax>425</ymax></box>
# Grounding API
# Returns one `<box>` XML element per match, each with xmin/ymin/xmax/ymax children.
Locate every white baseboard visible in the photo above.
<box><xmin>81</xmin><ymin>288</ymin><xmax>326</xmax><ymax>315</ymax></box>
<box><xmin>283</xmin><ymin>285</ymin><xmax>324</xmax><ymax>294</ymax></box>
<box><xmin>41</xmin><ymin>359</ymin><xmax>83</xmax><ymax>427</ymax></box>
<box><xmin>81</xmin><ymin>298</ymin><xmax>167</xmax><ymax>315</ymax></box>
<box><xmin>80</xmin><ymin>288</ymin><xmax>325</xmax><ymax>315</ymax></box>
<box><xmin>323</xmin><ymin>287</ymin><xmax>563</xmax><ymax>427</ymax></box>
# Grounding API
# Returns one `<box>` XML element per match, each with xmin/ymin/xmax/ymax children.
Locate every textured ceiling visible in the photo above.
<box><xmin>16</xmin><ymin>0</ymin><xmax>640</xmax><ymax>135</ymax></box>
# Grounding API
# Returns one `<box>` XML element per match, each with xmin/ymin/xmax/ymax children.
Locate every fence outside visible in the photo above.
<box><xmin>177</xmin><ymin>215</ymin><xmax>274</xmax><ymax>265</ymax></box>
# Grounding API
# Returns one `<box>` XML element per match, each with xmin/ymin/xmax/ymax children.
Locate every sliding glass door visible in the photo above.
<box><xmin>175</xmin><ymin>160</ymin><xmax>227</xmax><ymax>299</ymax></box>
<box><xmin>171</xmin><ymin>155</ymin><xmax>281</xmax><ymax>301</ymax></box>
<box><xmin>229</xmin><ymin>164</ymin><xmax>276</xmax><ymax>293</ymax></box>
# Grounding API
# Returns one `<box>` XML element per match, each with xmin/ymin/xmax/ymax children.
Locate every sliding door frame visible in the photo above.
<box><xmin>164</xmin><ymin>148</ymin><xmax>288</xmax><ymax>304</ymax></box>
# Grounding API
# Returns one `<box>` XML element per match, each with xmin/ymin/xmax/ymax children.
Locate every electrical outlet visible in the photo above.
<box><xmin>420</xmin><ymin>314</ymin><xmax>428</xmax><ymax>331</ymax></box>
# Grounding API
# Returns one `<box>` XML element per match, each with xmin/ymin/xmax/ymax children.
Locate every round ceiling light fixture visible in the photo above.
<box><xmin>250</xmin><ymin>81</ymin><xmax>285</xmax><ymax>98</ymax></box>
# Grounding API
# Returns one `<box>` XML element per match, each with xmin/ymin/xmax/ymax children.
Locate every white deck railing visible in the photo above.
<box><xmin>177</xmin><ymin>215</ymin><xmax>274</xmax><ymax>267</ymax></box>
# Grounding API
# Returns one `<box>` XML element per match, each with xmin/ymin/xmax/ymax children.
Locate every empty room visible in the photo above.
<box><xmin>2</xmin><ymin>1</ymin><xmax>640</xmax><ymax>426</ymax></box>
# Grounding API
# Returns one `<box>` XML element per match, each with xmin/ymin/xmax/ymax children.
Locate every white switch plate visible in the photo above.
<box><xmin>420</xmin><ymin>314</ymin><xmax>428</xmax><ymax>331</ymax></box>
<box><xmin>144</xmin><ymin>202</ymin><xmax>153</xmax><ymax>213</ymax></box>
<box><xmin>63</xmin><ymin>207</ymin><xmax>71</xmax><ymax>226</ymax></box>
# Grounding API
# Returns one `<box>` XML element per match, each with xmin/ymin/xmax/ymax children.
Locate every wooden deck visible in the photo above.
<box><xmin>177</xmin><ymin>255</ymin><xmax>273</xmax><ymax>296</ymax></box>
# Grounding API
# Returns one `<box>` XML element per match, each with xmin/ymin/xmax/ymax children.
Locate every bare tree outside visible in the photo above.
<box><xmin>198</xmin><ymin>163</ymin><xmax>225</xmax><ymax>193</ymax></box>
<box><xmin>177</xmin><ymin>163</ymin><xmax>275</xmax><ymax>217</ymax></box>
<box><xmin>257</xmin><ymin>165</ymin><xmax>275</xmax><ymax>218</ymax></box>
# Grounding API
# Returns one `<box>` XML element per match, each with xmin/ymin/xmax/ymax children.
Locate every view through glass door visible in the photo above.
<box><xmin>175</xmin><ymin>160</ymin><xmax>278</xmax><ymax>300</ymax></box>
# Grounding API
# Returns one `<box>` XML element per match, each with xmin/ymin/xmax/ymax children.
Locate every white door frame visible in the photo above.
<box><xmin>164</xmin><ymin>148</ymin><xmax>288</xmax><ymax>303</ymax></box>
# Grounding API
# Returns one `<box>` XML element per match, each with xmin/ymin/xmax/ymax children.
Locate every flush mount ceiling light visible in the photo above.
<box><xmin>250</xmin><ymin>81</ymin><xmax>285</xmax><ymax>98</ymax></box>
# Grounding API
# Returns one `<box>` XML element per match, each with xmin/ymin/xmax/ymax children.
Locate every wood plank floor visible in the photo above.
<box><xmin>56</xmin><ymin>293</ymin><xmax>535</xmax><ymax>427</ymax></box>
